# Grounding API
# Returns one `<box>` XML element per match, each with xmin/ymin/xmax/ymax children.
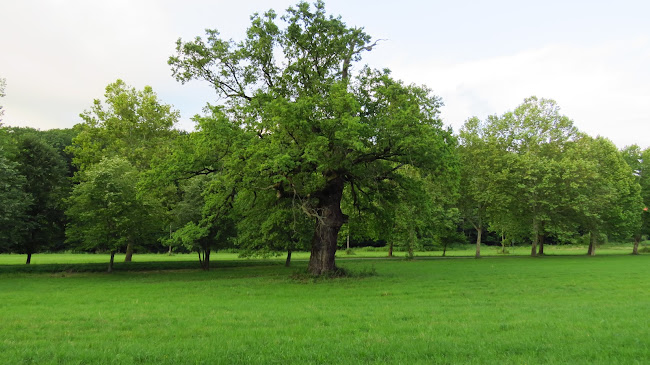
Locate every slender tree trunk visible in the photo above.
<box><xmin>26</xmin><ymin>232</ymin><xmax>34</xmax><ymax>264</ymax></box>
<box><xmin>198</xmin><ymin>247</ymin><xmax>211</xmax><ymax>271</ymax></box>
<box><xmin>125</xmin><ymin>241</ymin><xmax>134</xmax><ymax>262</ymax></box>
<box><xmin>168</xmin><ymin>224</ymin><xmax>173</xmax><ymax>255</ymax></box>
<box><xmin>204</xmin><ymin>249</ymin><xmax>210</xmax><ymax>270</ymax></box>
<box><xmin>531</xmin><ymin>221</ymin><xmax>539</xmax><ymax>257</ymax></box>
<box><xmin>632</xmin><ymin>235</ymin><xmax>640</xmax><ymax>255</ymax></box>
<box><xmin>346</xmin><ymin>233</ymin><xmax>350</xmax><ymax>250</ymax></box>
<box><xmin>285</xmin><ymin>249</ymin><xmax>292</xmax><ymax>267</ymax></box>
<box><xmin>587</xmin><ymin>231</ymin><xmax>596</xmax><ymax>256</ymax></box>
<box><xmin>538</xmin><ymin>233</ymin><xmax>545</xmax><ymax>256</ymax></box>
<box><xmin>442</xmin><ymin>241</ymin><xmax>448</xmax><ymax>257</ymax></box>
<box><xmin>407</xmin><ymin>228</ymin><xmax>415</xmax><ymax>260</ymax></box>
<box><xmin>198</xmin><ymin>249</ymin><xmax>211</xmax><ymax>270</ymax></box>
<box><xmin>108</xmin><ymin>251</ymin><xmax>115</xmax><ymax>273</ymax></box>
<box><xmin>308</xmin><ymin>178</ymin><xmax>345</xmax><ymax>276</ymax></box>
<box><xmin>475</xmin><ymin>227</ymin><xmax>482</xmax><ymax>258</ymax></box>
<box><xmin>388</xmin><ymin>242</ymin><xmax>393</xmax><ymax>257</ymax></box>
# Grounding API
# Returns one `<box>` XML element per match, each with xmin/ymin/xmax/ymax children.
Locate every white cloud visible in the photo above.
<box><xmin>388</xmin><ymin>38</ymin><xmax>650</xmax><ymax>148</ymax></box>
<box><xmin>1</xmin><ymin>1</ymin><xmax>648</xmax><ymax>149</ymax></box>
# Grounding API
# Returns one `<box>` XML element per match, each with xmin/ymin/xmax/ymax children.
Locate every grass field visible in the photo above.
<box><xmin>1</xmin><ymin>251</ymin><xmax>649</xmax><ymax>364</ymax></box>
<box><xmin>1</xmin><ymin>240</ymin><xmax>648</xmax><ymax>268</ymax></box>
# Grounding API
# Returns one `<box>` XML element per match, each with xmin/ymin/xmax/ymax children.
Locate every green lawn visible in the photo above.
<box><xmin>1</xmin><ymin>241</ymin><xmax>647</xmax><ymax>268</ymax></box>
<box><xmin>1</xmin><ymin>253</ymin><xmax>649</xmax><ymax>364</ymax></box>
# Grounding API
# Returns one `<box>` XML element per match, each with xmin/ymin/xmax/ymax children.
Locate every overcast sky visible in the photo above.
<box><xmin>1</xmin><ymin>0</ymin><xmax>648</xmax><ymax>148</ymax></box>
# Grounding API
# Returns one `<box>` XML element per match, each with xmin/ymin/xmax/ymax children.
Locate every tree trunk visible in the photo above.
<box><xmin>285</xmin><ymin>249</ymin><xmax>292</xmax><ymax>267</ymax></box>
<box><xmin>632</xmin><ymin>235</ymin><xmax>640</xmax><ymax>255</ymax></box>
<box><xmin>531</xmin><ymin>221</ymin><xmax>539</xmax><ymax>257</ymax></box>
<box><xmin>406</xmin><ymin>227</ymin><xmax>415</xmax><ymax>260</ymax></box>
<box><xmin>125</xmin><ymin>241</ymin><xmax>134</xmax><ymax>262</ymax></box>
<box><xmin>108</xmin><ymin>251</ymin><xmax>115</xmax><ymax>273</ymax></box>
<box><xmin>26</xmin><ymin>253</ymin><xmax>32</xmax><ymax>265</ymax></box>
<box><xmin>538</xmin><ymin>233</ymin><xmax>545</xmax><ymax>256</ymax></box>
<box><xmin>388</xmin><ymin>242</ymin><xmax>393</xmax><ymax>257</ymax></box>
<box><xmin>442</xmin><ymin>240</ymin><xmax>448</xmax><ymax>257</ymax></box>
<box><xmin>475</xmin><ymin>227</ymin><xmax>482</xmax><ymax>258</ymax></box>
<box><xmin>308</xmin><ymin>178</ymin><xmax>345</xmax><ymax>276</ymax></box>
<box><xmin>204</xmin><ymin>249</ymin><xmax>210</xmax><ymax>270</ymax></box>
<box><xmin>500</xmin><ymin>231</ymin><xmax>506</xmax><ymax>254</ymax></box>
<box><xmin>587</xmin><ymin>231</ymin><xmax>596</xmax><ymax>256</ymax></box>
<box><xmin>168</xmin><ymin>224</ymin><xmax>173</xmax><ymax>255</ymax></box>
<box><xmin>198</xmin><ymin>248</ymin><xmax>211</xmax><ymax>271</ymax></box>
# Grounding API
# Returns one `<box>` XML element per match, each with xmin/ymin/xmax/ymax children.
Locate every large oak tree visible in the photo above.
<box><xmin>168</xmin><ymin>1</ymin><xmax>456</xmax><ymax>275</ymax></box>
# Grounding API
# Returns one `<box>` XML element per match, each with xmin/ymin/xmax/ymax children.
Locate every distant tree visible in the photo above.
<box><xmin>458</xmin><ymin>117</ymin><xmax>498</xmax><ymax>258</ymax></box>
<box><xmin>619</xmin><ymin>145</ymin><xmax>649</xmax><ymax>254</ymax></box>
<box><xmin>68</xmin><ymin>79</ymin><xmax>179</xmax><ymax>171</ymax></box>
<box><xmin>459</xmin><ymin>98</ymin><xmax>581</xmax><ymax>256</ymax></box>
<box><xmin>7</xmin><ymin>127</ymin><xmax>79</xmax><ymax>179</ymax></box>
<box><xmin>567</xmin><ymin>137</ymin><xmax>643</xmax><ymax>255</ymax></box>
<box><xmin>144</xmin><ymin>109</ymin><xmax>245</xmax><ymax>270</ymax></box>
<box><xmin>68</xmin><ymin>79</ymin><xmax>179</xmax><ymax>260</ymax></box>
<box><xmin>66</xmin><ymin>157</ymin><xmax>157</xmax><ymax>272</ymax></box>
<box><xmin>484</xmin><ymin>97</ymin><xmax>580</xmax><ymax>256</ymax></box>
<box><xmin>10</xmin><ymin>135</ymin><xmax>68</xmax><ymax>263</ymax></box>
<box><xmin>169</xmin><ymin>1</ymin><xmax>457</xmax><ymax>275</ymax></box>
<box><xmin>390</xmin><ymin>174</ymin><xmax>433</xmax><ymax>259</ymax></box>
<box><xmin>163</xmin><ymin>174</ymin><xmax>236</xmax><ymax>270</ymax></box>
<box><xmin>377</xmin><ymin>165</ymin><xmax>459</xmax><ymax>258</ymax></box>
<box><xmin>0</xmin><ymin>152</ymin><xmax>30</xmax><ymax>251</ymax></box>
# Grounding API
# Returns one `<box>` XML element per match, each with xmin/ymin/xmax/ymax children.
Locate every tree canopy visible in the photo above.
<box><xmin>167</xmin><ymin>0</ymin><xmax>457</xmax><ymax>274</ymax></box>
<box><xmin>66</xmin><ymin>157</ymin><xmax>158</xmax><ymax>272</ymax></box>
<box><xmin>68</xmin><ymin>79</ymin><xmax>180</xmax><ymax>172</ymax></box>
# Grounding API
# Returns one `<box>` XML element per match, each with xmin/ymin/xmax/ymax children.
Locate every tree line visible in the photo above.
<box><xmin>1</xmin><ymin>1</ymin><xmax>648</xmax><ymax>274</ymax></box>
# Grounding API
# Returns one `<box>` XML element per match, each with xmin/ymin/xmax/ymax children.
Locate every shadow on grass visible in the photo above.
<box><xmin>0</xmin><ymin>259</ymin><xmax>287</xmax><ymax>275</ymax></box>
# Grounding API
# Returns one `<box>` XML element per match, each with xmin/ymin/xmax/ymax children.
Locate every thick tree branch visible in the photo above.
<box><xmin>342</xmin><ymin>39</ymin><xmax>385</xmax><ymax>80</ymax></box>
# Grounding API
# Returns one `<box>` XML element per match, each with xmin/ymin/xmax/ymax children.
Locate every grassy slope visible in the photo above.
<box><xmin>1</xmin><ymin>255</ymin><xmax>649</xmax><ymax>364</ymax></box>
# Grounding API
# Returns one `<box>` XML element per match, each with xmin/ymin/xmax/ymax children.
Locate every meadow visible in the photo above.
<box><xmin>1</xmin><ymin>248</ymin><xmax>649</xmax><ymax>364</ymax></box>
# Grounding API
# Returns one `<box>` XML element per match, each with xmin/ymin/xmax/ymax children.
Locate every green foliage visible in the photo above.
<box><xmin>234</xmin><ymin>188</ymin><xmax>313</xmax><ymax>258</ymax></box>
<box><xmin>9</xmin><ymin>134</ymin><xmax>69</xmax><ymax>256</ymax></box>
<box><xmin>65</xmin><ymin>157</ymin><xmax>159</xmax><ymax>255</ymax></box>
<box><xmin>169</xmin><ymin>222</ymin><xmax>209</xmax><ymax>252</ymax></box>
<box><xmin>484</xmin><ymin>97</ymin><xmax>581</xmax><ymax>250</ymax></box>
<box><xmin>0</xmin><ymin>152</ymin><xmax>30</xmax><ymax>250</ymax></box>
<box><xmin>458</xmin><ymin>97</ymin><xmax>642</xmax><ymax>256</ymax></box>
<box><xmin>168</xmin><ymin>1</ymin><xmax>457</xmax><ymax>273</ymax></box>
<box><xmin>567</xmin><ymin>137</ymin><xmax>643</xmax><ymax>245</ymax></box>
<box><xmin>65</xmin><ymin>80</ymin><xmax>181</xmax><ymax>259</ymax></box>
<box><xmin>621</xmin><ymin>145</ymin><xmax>650</xmax><ymax>240</ymax></box>
<box><xmin>6</xmin><ymin>127</ymin><xmax>79</xmax><ymax>178</ymax></box>
<box><xmin>163</xmin><ymin>174</ymin><xmax>237</xmax><ymax>265</ymax></box>
<box><xmin>68</xmin><ymin>79</ymin><xmax>180</xmax><ymax>172</ymax></box>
